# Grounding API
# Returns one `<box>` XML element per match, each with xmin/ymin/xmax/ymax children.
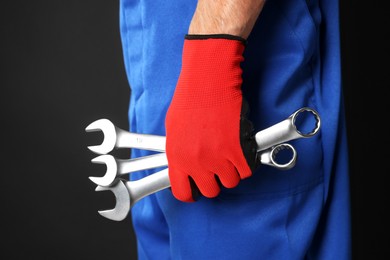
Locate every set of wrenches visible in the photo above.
<box><xmin>86</xmin><ymin>107</ymin><xmax>321</xmax><ymax>221</ymax></box>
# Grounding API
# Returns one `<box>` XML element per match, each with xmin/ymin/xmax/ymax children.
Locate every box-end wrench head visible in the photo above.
<box><xmin>255</xmin><ymin>107</ymin><xmax>321</xmax><ymax>152</ymax></box>
<box><xmin>85</xmin><ymin>118</ymin><xmax>166</xmax><ymax>155</ymax></box>
<box><xmin>259</xmin><ymin>143</ymin><xmax>297</xmax><ymax>170</ymax></box>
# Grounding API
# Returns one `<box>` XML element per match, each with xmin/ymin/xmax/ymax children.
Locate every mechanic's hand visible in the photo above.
<box><xmin>165</xmin><ymin>35</ymin><xmax>258</xmax><ymax>202</ymax></box>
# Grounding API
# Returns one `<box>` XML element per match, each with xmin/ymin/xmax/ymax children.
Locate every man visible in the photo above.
<box><xmin>119</xmin><ymin>0</ymin><xmax>351</xmax><ymax>259</ymax></box>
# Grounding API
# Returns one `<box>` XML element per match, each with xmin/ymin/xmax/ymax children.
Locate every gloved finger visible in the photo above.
<box><xmin>193</xmin><ymin>172</ymin><xmax>221</xmax><ymax>199</ymax></box>
<box><xmin>188</xmin><ymin>176</ymin><xmax>201</xmax><ymax>201</ymax></box>
<box><xmin>212</xmin><ymin>163</ymin><xmax>240</xmax><ymax>189</ymax></box>
<box><xmin>169</xmin><ymin>168</ymin><xmax>195</xmax><ymax>202</ymax></box>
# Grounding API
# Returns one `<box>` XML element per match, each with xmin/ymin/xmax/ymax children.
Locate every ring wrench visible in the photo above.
<box><xmin>90</xmin><ymin>143</ymin><xmax>297</xmax><ymax>187</ymax></box>
<box><xmin>255</xmin><ymin>107</ymin><xmax>321</xmax><ymax>151</ymax></box>
<box><xmin>96</xmin><ymin>144</ymin><xmax>296</xmax><ymax>222</ymax></box>
<box><xmin>85</xmin><ymin>107</ymin><xmax>320</xmax><ymax>155</ymax></box>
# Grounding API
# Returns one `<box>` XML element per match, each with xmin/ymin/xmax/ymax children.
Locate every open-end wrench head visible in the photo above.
<box><xmin>89</xmin><ymin>155</ymin><xmax>118</xmax><ymax>187</ymax></box>
<box><xmin>85</xmin><ymin>119</ymin><xmax>116</xmax><ymax>154</ymax></box>
<box><xmin>95</xmin><ymin>180</ymin><xmax>130</xmax><ymax>221</ymax></box>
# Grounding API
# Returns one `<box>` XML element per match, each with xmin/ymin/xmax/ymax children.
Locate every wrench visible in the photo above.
<box><xmin>95</xmin><ymin>169</ymin><xmax>170</xmax><ymax>222</ymax></box>
<box><xmin>86</xmin><ymin>107</ymin><xmax>320</xmax><ymax>155</ymax></box>
<box><xmin>95</xmin><ymin>143</ymin><xmax>296</xmax><ymax>222</ymax></box>
<box><xmin>90</xmin><ymin>143</ymin><xmax>297</xmax><ymax>187</ymax></box>
<box><xmin>85</xmin><ymin>119</ymin><xmax>166</xmax><ymax>154</ymax></box>
<box><xmin>255</xmin><ymin>107</ymin><xmax>321</xmax><ymax>151</ymax></box>
<box><xmin>90</xmin><ymin>153</ymin><xmax>168</xmax><ymax>187</ymax></box>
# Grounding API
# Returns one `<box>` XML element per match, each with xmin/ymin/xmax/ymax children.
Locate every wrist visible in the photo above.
<box><xmin>188</xmin><ymin>0</ymin><xmax>265</xmax><ymax>39</ymax></box>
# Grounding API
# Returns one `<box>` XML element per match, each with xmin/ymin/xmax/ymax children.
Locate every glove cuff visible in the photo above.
<box><xmin>185</xmin><ymin>34</ymin><xmax>247</xmax><ymax>45</ymax></box>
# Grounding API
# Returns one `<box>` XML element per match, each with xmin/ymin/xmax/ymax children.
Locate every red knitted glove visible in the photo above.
<box><xmin>165</xmin><ymin>35</ymin><xmax>258</xmax><ymax>202</ymax></box>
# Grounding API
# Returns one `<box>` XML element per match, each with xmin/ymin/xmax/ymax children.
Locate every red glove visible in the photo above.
<box><xmin>165</xmin><ymin>35</ymin><xmax>258</xmax><ymax>202</ymax></box>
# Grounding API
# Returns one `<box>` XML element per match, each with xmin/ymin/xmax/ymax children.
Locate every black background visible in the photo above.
<box><xmin>1</xmin><ymin>1</ymin><xmax>388</xmax><ymax>259</ymax></box>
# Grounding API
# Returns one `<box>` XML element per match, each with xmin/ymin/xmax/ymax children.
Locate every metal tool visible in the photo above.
<box><xmin>255</xmin><ymin>107</ymin><xmax>321</xmax><ymax>151</ymax></box>
<box><xmin>86</xmin><ymin>107</ymin><xmax>320</xmax><ymax>155</ymax></box>
<box><xmin>95</xmin><ymin>144</ymin><xmax>295</xmax><ymax>222</ymax></box>
<box><xmin>95</xmin><ymin>169</ymin><xmax>170</xmax><ymax>222</ymax></box>
<box><xmin>87</xmin><ymin>107</ymin><xmax>321</xmax><ymax>221</ymax></box>
<box><xmin>90</xmin><ymin>153</ymin><xmax>168</xmax><ymax>187</ymax></box>
<box><xmin>90</xmin><ymin>143</ymin><xmax>296</xmax><ymax>187</ymax></box>
<box><xmin>85</xmin><ymin>119</ymin><xmax>166</xmax><ymax>154</ymax></box>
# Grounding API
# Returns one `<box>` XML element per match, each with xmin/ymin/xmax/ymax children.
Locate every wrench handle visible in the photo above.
<box><xmin>116</xmin><ymin>128</ymin><xmax>166</xmax><ymax>152</ymax></box>
<box><xmin>125</xmin><ymin>168</ymin><xmax>170</xmax><ymax>208</ymax></box>
<box><xmin>118</xmin><ymin>153</ymin><xmax>168</xmax><ymax>174</ymax></box>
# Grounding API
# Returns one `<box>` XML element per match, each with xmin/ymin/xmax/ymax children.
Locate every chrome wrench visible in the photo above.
<box><xmin>95</xmin><ymin>143</ymin><xmax>296</xmax><ymax>221</ymax></box>
<box><xmin>85</xmin><ymin>107</ymin><xmax>320</xmax><ymax>155</ymax></box>
<box><xmin>90</xmin><ymin>143</ymin><xmax>297</xmax><ymax>187</ymax></box>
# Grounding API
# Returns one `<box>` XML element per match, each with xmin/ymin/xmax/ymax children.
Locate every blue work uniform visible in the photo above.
<box><xmin>119</xmin><ymin>0</ymin><xmax>351</xmax><ymax>259</ymax></box>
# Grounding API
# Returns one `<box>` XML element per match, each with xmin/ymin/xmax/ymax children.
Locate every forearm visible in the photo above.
<box><xmin>188</xmin><ymin>0</ymin><xmax>266</xmax><ymax>39</ymax></box>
